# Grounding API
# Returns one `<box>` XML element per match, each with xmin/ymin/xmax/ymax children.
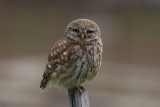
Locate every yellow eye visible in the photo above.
<box><xmin>87</xmin><ymin>30</ymin><xmax>94</xmax><ymax>34</ymax></box>
<box><xmin>73</xmin><ymin>29</ymin><xmax>79</xmax><ymax>33</ymax></box>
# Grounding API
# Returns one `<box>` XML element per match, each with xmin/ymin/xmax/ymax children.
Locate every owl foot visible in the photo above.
<box><xmin>77</xmin><ymin>86</ymin><xmax>85</xmax><ymax>94</ymax></box>
<box><xmin>69</xmin><ymin>86</ymin><xmax>85</xmax><ymax>94</ymax></box>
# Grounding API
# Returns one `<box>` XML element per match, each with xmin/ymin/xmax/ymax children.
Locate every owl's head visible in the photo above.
<box><xmin>65</xmin><ymin>19</ymin><xmax>100</xmax><ymax>44</ymax></box>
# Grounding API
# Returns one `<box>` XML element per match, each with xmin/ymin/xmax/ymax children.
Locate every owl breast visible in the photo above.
<box><xmin>55</xmin><ymin>41</ymin><xmax>102</xmax><ymax>89</ymax></box>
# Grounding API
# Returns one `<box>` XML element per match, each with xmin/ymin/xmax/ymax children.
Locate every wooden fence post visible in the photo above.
<box><xmin>68</xmin><ymin>87</ymin><xmax>90</xmax><ymax>107</ymax></box>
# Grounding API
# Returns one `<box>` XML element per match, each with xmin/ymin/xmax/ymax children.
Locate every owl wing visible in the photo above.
<box><xmin>40</xmin><ymin>38</ymin><xmax>72</xmax><ymax>89</ymax></box>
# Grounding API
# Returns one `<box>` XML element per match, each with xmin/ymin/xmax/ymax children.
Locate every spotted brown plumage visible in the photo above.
<box><xmin>40</xmin><ymin>19</ymin><xmax>103</xmax><ymax>89</ymax></box>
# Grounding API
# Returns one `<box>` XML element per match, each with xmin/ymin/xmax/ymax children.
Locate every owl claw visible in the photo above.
<box><xmin>69</xmin><ymin>86</ymin><xmax>85</xmax><ymax>94</ymax></box>
<box><xmin>77</xmin><ymin>86</ymin><xmax>85</xmax><ymax>94</ymax></box>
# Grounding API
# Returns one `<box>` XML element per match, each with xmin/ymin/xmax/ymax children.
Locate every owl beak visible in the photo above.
<box><xmin>81</xmin><ymin>33</ymin><xmax>85</xmax><ymax>40</ymax></box>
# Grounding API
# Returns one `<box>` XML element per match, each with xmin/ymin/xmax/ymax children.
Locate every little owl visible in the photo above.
<box><xmin>40</xmin><ymin>19</ymin><xmax>103</xmax><ymax>90</ymax></box>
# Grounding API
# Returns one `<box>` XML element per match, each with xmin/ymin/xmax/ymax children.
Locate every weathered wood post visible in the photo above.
<box><xmin>68</xmin><ymin>87</ymin><xmax>90</xmax><ymax>107</ymax></box>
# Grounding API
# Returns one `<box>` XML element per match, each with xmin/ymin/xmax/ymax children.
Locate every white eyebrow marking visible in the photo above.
<box><xmin>88</xmin><ymin>28</ymin><xmax>96</xmax><ymax>31</ymax></box>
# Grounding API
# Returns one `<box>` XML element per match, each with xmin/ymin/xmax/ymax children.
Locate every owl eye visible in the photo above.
<box><xmin>73</xmin><ymin>28</ymin><xmax>79</xmax><ymax>33</ymax></box>
<box><xmin>87</xmin><ymin>30</ymin><xmax>95</xmax><ymax>34</ymax></box>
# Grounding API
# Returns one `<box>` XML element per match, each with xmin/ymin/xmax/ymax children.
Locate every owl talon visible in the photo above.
<box><xmin>69</xmin><ymin>86</ymin><xmax>85</xmax><ymax>94</ymax></box>
<box><xmin>77</xmin><ymin>86</ymin><xmax>85</xmax><ymax>94</ymax></box>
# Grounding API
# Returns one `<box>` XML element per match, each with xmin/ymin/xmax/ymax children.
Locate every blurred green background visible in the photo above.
<box><xmin>0</xmin><ymin>0</ymin><xmax>160</xmax><ymax>107</ymax></box>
